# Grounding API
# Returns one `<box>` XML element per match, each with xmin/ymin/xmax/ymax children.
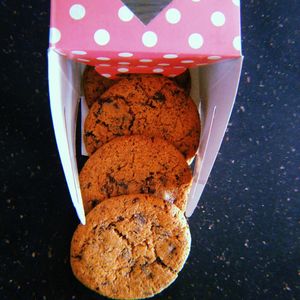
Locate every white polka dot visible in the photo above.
<box><xmin>158</xmin><ymin>63</ymin><xmax>170</xmax><ymax>66</ymax></box>
<box><xmin>118</xmin><ymin>6</ymin><xmax>134</xmax><ymax>22</ymax></box>
<box><xmin>49</xmin><ymin>27</ymin><xmax>61</xmax><ymax>44</ymax></box>
<box><xmin>174</xmin><ymin>66</ymin><xmax>185</xmax><ymax>69</ymax></box>
<box><xmin>208</xmin><ymin>56</ymin><xmax>222</xmax><ymax>60</ymax></box>
<box><xmin>118</xmin><ymin>68</ymin><xmax>129</xmax><ymax>73</ymax></box>
<box><xmin>98</xmin><ymin>64</ymin><xmax>110</xmax><ymax>67</ymax></box>
<box><xmin>165</xmin><ymin>8</ymin><xmax>181</xmax><ymax>24</ymax></box>
<box><xmin>118</xmin><ymin>52</ymin><xmax>133</xmax><ymax>57</ymax></box>
<box><xmin>211</xmin><ymin>12</ymin><xmax>226</xmax><ymax>27</ymax></box>
<box><xmin>188</xmin><ymin>33</ymin><xmax>204</xmax><ymax>49</ymax></box>
<box><xmin>153</xmin><ymin>68</ymin><xmax>164</xmax><ymax>73</ymax></box>
<box><xmin>137</xmin><ymin>65</ymin><xmax>148</xmax><ymax>68</ymax></box>
<box><xmin>56</xmin><ymin>50</ymin><xmax>66</xmax><ymax>56</ymax></box>
<box><xmin>233</xmin><ymin>36</ymin><xmax>241</xmax><ymax>51</ymax></box>
<box><xmin>142</xmin><ymin>31</ymin><xmax>158</xmax><ymax>48</ymax></box>
<box><xmin>94</xmin><ymin>29</ymin><xmax>110</xmax><ymax>46</ymax></box>
<box><xmin>192</xmin><ymin>0</ymin><xmax>201</xmax><ymax>2</ymax></box>
<box><xmin>96</xmin><ymin>57</ymin><xmax>110</xmax><ymax>61</ymax></box>
<box><xmin>101</xmin><ymin>73</ymin><xmax>111</xmax><ymax>78</ymax></box>
<box><xmin>71</xmin><ymin>50</ymin><xmax>87</xmax><ymax>55</ymax></box>
<box><xmin>163</xmin><ymin>54</ymin><xmax>178</xmax><ymax>59</ymax></box>
<box><xmin>77</xmin><ymin>58</ymin><xmax>90</xmax><ymax>62</ymax></box>
<box><xmin>69</xmin><ymin>4</ymin><xmax>86</xmax><ymax>20</ymax></box>
<box><xmin>181</xmin><ymin>60</ymin><xmax>194</xmax><ymax>64</ymax></box>
<box><xmin>232</xmin><ymin>0</ymin><xmax>240</xmax><ymax>6</ymax></box>
<box><xmin>139</xmin><ymin>59</ymin><xmax>152</xmax><ymax>63</ymax></box>
<box><xmin>118</xmin><ymin>62</ymin><xmax>130</xmax><ymax>65</ymax></box>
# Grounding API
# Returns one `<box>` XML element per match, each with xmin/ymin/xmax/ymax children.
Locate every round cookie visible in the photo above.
<box><xmin>83</xmin><ymin>66</ymin><xmax>116</xmax><ymax>108</ymax></box>
<box><xmin>70</xmin><ymin>194</ymin><xmax>191</xmax><ymax>299</ymax></box>
<box><xmin>84</xmin><ymin>74</ymin><xmax>200</xmax><ymax>161</ymax></box>
<box><xmin>80</xmin><ymin>135</ymin><xmax>192</xmax><ymax>214</ymax></box>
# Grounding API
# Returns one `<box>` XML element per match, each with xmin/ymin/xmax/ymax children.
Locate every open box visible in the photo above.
<box><xmin>48</xmin><ymin>0</ymin><xmax>243</xmax><ymax>225</ymax></box>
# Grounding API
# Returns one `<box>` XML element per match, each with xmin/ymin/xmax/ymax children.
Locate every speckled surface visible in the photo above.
<box><xmin>1</xmin><ymin>1</ymin><xmax>299</xmax><ymax>299</ymax></box>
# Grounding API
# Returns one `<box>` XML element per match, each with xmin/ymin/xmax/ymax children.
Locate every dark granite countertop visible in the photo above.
<box><xmin>1</xmin><ymin>1</ymin><xmax>299</xmax><ymax>299</ymax></box>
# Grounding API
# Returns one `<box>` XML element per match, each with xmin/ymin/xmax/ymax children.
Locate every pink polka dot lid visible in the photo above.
<box><xmin>49</xmin><ymin>0</ymin><xmax>241</xmax><ymax>77</ymax></box>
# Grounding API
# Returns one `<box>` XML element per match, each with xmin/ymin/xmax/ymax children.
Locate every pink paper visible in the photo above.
<box><xmin>49</xmin><ymin>0</ymin><xmax>241</xmax><ymax>77</ymax></box>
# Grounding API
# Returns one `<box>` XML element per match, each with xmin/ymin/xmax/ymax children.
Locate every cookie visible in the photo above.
<box><xmin>80</xmin><ymin>135</ymin><xmax>192</xmax><ymax>214</ymax></box>
<box><xmin>84</xmin><ymin>74</ymin><xmax>200</xmax><ymax>161</ymax></box>
<box><xmin>119</xmin><ymin>71</ymin><xmax>191</xmax><ymax>94</ymax></box>
<box><xmin>70</xmin><ymin>194</ymin><xmax>191</xmax><ymax>299</ymax></box>
<box><xmin>83</xmin><ymin>66</ymin><xmax>116</xmax><ymax>108</ymax></box>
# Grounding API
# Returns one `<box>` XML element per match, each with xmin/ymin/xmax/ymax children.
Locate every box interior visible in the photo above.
<box><xmin>48</xmin><ymin>49</ymin><xmax>242</xmax><ymax>223</ymax></box>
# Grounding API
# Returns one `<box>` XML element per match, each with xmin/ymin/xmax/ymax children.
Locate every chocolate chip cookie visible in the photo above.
<box><xmin>80</xmin><ymin>135</ymin><xmax>192</xmax><ymax>214</ymax></box>
<box><xmin>70</xmin><ymin>194</ymin><xmax>191</xmax><ymax>299</ymax></box>
<box><xmin>84</xmin><ymin>74</ymin><xmax>200</xmax><ymax>161</ymax></box>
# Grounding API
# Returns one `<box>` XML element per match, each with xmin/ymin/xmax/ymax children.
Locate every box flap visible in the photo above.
<box><xmin>186</xmin><ymin>57</ymin><xmax>243</xmax><ymax>217</ymax></box>
<box><xmin>48</xmin><ymin>48</ymin><xmax>86</xmax><ymax>224</ymax></box>
<box><xmin>49</xmin><ymin>0</ymin><xmax>241</xmax><ymax>77</ymax></box>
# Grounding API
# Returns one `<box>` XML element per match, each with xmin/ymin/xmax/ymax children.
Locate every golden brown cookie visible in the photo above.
<box><xmin>84</xmin><ymin>74</ymin><xmax>200</xmax><ymax>161</ymax></box>
<box><xmin>70</xmin><ymin>194</ymin><xmax>191</xmax><ymax>299</ymax></box>
<box><xmin>83</xmin><ymin>66</ymin><xmax>116</xmax><ymax>108</ymax></box>
<box><xmin>80</xmin><ymin>135</ymin><xmax>192</xmax><ymax>214</ymax></box>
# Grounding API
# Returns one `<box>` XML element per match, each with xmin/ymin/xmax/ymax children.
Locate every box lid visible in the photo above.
<box><xmin>49</xmin><ymin>0</ymin><xmax>241</xmax><ymax>77</ymax></box>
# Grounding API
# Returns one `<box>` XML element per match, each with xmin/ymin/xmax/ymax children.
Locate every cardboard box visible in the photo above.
<box><xmin>48</xmin><ymin>0</ymin><xmax>243</xmax><ymax>225</ymax></box>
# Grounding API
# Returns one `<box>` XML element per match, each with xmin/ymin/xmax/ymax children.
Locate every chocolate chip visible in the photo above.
<box><xmin>107</xmin><ymin>174</ymin><xmax>116</xmax><ymax>183</ymax></box>
<box><xmin>102</xmin><ymin>97</ymin><xmax>113</xmax><ymax>103</ymax></box>
<box><xmin>152</xmin><ymin>91</ymin><xmax>166</xmax><ymax>103</ymax></box>
<box><xmin>156</xmin><ymin>257</ymin><xmax>168</xmax><ymax>268</ymax></box>
<box><xmin>92</xmin><ymin>225</ymin><xmax>98</xmax><ymax>233</ymax></box>
<box><xmin>148</xmin><ymin>187</ymin><xmax>156</xmax><ymax>194</ymax></box>
<box><xmin>145</xmin><ymin>175</ymin><xmax>154</xmax><ymax>185</ymax></box>
<box><xmin>113</xmin><ymin>103</ymin><xmax>120</xmax><ymax>109</ymax></box>
<box><xmin>108</xmin><ymin>223</ymin><xmax>116</xmax><ymax>230</ymax></box>
<box><xmin>133</xmin><ymin>213</ymin><xmax>146</xmax><ymax>224</ymax></box>
<box><xmin>118</xmin><ymin>181</ymin><xmax>128</xmax><ymax>189</ymax></box>
<box><xmin>117</xmin><ymin>216</ymin><xmax>125</xmax><ymax>221</ymax></box>
<box><xmin>72</xmin><ymin>254</ymin><xmax>82</xmax><ymax>260</ymax></box>
<box><xmin>132</xmin><ymin>197</ymin><xmax>139</xmax><ymax>203</ymax></box>
<box><xmin>85</xmin><ymin>131</ymin><xmax>96</xmax><ymax>138</ymax></box>
<box><xmin>90</xmin><ymin>199</ymin><xmax>99</xmax><ymax>209</ymax></box>
<box><xmin>95</xmin><ymin>105</ymin><xmax>103</xmax><ymax>115</ymax></box>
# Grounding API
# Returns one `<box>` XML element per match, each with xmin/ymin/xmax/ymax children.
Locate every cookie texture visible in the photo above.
<box><xmin>83</xmin><ymin>66</ymin><xmax>116</xmax><ymax>108</ymax></box>
<box><xmin>70</xmin><ymin>194</ymin><xmax>191</xmax><ymax>299</ymax></box>
<box><xmin>80</xmin><ymin>135</ymin><xmax>192</xmax><ymax>214</ymax></box>
<box><xmin>84</xmin><ymin>74</ymin><xmax>200</xmax><ymax>161</ymax></box>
